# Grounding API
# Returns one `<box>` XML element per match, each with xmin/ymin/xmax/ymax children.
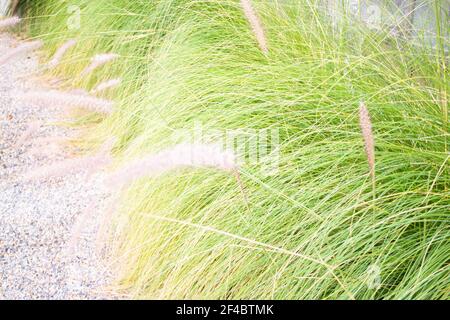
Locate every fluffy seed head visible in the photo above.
<box><xmin>359</xmin><ymin>102</ymin><xmax>375</xmax><ymax>180</ymax></box>
<box><xmin>47</xmin><ymin>39</ymin><xmax>77</xmax><ymax>68</ymax></box>
<box><xmin>81</xmin><ymin>53</ymin><xmax>120</xmax><ymax>77</ymax></box>
<box><xmin>0</xmin><ymin>16</ymin><xmax>21</xmax><ymax>29</ymax></box>
<box><xmin>0</xmin><ymin>40</ymin><xmax>43</xmax><ymax>66</ymax></box>
<box><xmin>23</xmin><ymin>138</ymin><xmax>115</xmax><ymax>181</ymax></box>
<box><xmin>108</xmin><ymin>143</ymin><xmax>237</xmax><ymax>187</ymax></box>
<box><xmin>20</xmin><ymin>89</ymin><xmax>114</xmax><ymax>114</ymax></box>
<box><xmin>15</xmin><ymin>120</ymin><xmax>42</xmax><ymax>148</ymax></box>
<box><xmin>91</xmin><ymin>78</ymin><xmax>122</xmax><ymax>94</ymax></box>
<box><xmin>240</xmin><ymin>0</ymin><xmax>269</xmax><ymax>55</ymax></box>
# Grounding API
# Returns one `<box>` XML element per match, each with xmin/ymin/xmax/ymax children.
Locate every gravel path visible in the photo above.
<box><xmin>0</xmin><ymin>33</ymin><xmax>113</xmax><ymax>299</ymax></box>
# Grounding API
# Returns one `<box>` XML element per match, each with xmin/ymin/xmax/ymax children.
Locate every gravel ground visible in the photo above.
<box><xmin>0</xmin><ymin>33</ymin><xmax>113</xmax><ymax>299</ymax></box>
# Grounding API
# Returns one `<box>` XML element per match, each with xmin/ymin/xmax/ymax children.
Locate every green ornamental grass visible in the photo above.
<box><xmin>21</xmin><ymin>0</ymin><xmax>449</xmax><ymax>299</ymax></box>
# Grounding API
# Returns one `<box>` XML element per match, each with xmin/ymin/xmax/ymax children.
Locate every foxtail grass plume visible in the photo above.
<box><xmin>23</xmin><ymin>156</ymin><xmax>108</xmax><ymax>181</ymax></box>
<box><xmin>108</xmin><ymin>143</ymin><xmax>237</xmax><ymax>187</ymax></box>
<box><xmin>69</xmin><ymin>196</ymin><xmax>118</xmax><ymax>255</ymax></box>
<box><xmin>0</xmin><ymin>16</ymin><xmax>20</xmax><ymax>29</ymax></box>
<box><xmin>15</xmin><ymin>120</ymin><xmax>42</xmax><ymax>148</ymax></box>
<box><xmin>91</xmin><ymin>78</ymin><xmax>122</xmax><ymax>94</ymax></box>
<box><xmin>81</xmin><ymin>53</ymin><xmax>119</xmax><ymax>77</ymax></box>
<box><xmin>26</xmin><ymin>141</ymin><xmax>61</xmax><ymax>158</ymax></box>
<box><xmin>67</xmin><ymin>201</ymin><xmax>95</xmax><ymax>253</ymax></box>
<box><xmin>359</xmin><ymin>102</ymin><xmax>375</xmax><ymax>180</ymax></box>
<box><xmin>240</xmin><ymin>0</ymin><xmax>269</xmax><ymax>55</ymax></box>
<box><xmin>69</xmin><ymin>88</ymin><xmax>89</xmax><ymax>96</ymax></box>
<box><xmin>27</xmin><ymin>136</ymin><xmax>112</xmax><ymax>160</ymax></box>
<box><xmin>85</xmin><ymin>137</ymin><xmax>116</xmax><ymax>178</ymax></box>
<box><xmin>47</xmin><ymin>39</ymin><xmax>76</xmax><ymax>68</ymax></box>
<box><xmin>23</xmin><ymin>138</ymin><xmax>115</xmax><ymax>181</ymax></box>
<box><xmin>20</xmin><ymin>89</ymin><xmax>114</xmax><ymax>114</ymax></box>
<box><xmin>0</xmin><ymin>40</ymin><xmax>43</xmax><ymax>66</ymax></box>
<box><xmin>30</xmin><ymin>136</ymin><xmax>65</xmax><ymax>146</ymax></box>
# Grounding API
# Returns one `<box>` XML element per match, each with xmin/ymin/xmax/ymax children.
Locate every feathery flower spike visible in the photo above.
<box><xmin>20</xmin><ymin>90</ymin><xmax>114</xmax><ymax>114</ymax></box>
<box><xmin>108</xmin><ymin>143</ymin><xmax>237</xmax><ymax>188</ymax></box>
<box><xmin>240</xmin><ymin>0</ymin><xmax>269</xmax><ymax>55</ymax></box>
<box><xmin>47</xmin><ymin>39</ymin><xmax>77</xmax><ymax>68</ymax></box>
<box><xmin>91</xmin><ymin>78</ymin><xmax>122</xmax><ymax>94</ymax></box>
<box><xmin>23</xmin><ymin>138</ymin><xmax>115</xmax><ymax>181</ymax></box>
<box><xmin>0</xmin><ymin>40</ymin><xmax>43</xmax><ymax>66</ymax></box>
<box><xmin>359</xmin><ymin>102</ymin><xmax>375</xmax><ymax>181</ymax></box>
<box><xmin>80</xmin><ymin>53</ymin><xmax>119</xmax><ymax>77</ymax></box>
<box><xmin>15</xmin><ymin>120</ymin><xmax>42</xmax><ymax>148</ymax></box>
<box><xmin>0</xmin><ymin>16</ymin><xmax>20</xmax><ymax>29</ymax></box>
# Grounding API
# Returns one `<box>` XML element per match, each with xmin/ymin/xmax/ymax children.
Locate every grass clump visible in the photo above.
<box><xmin>21</xmin><ymin>0</ymin><xmax>449</xmax><ymax>299</ymax></box>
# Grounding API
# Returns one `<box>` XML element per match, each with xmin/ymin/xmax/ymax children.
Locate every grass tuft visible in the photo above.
<box><xmin>22</xmin><ymin>0</ymin><xmax>449</xmax><ymax>299</ymax></box>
